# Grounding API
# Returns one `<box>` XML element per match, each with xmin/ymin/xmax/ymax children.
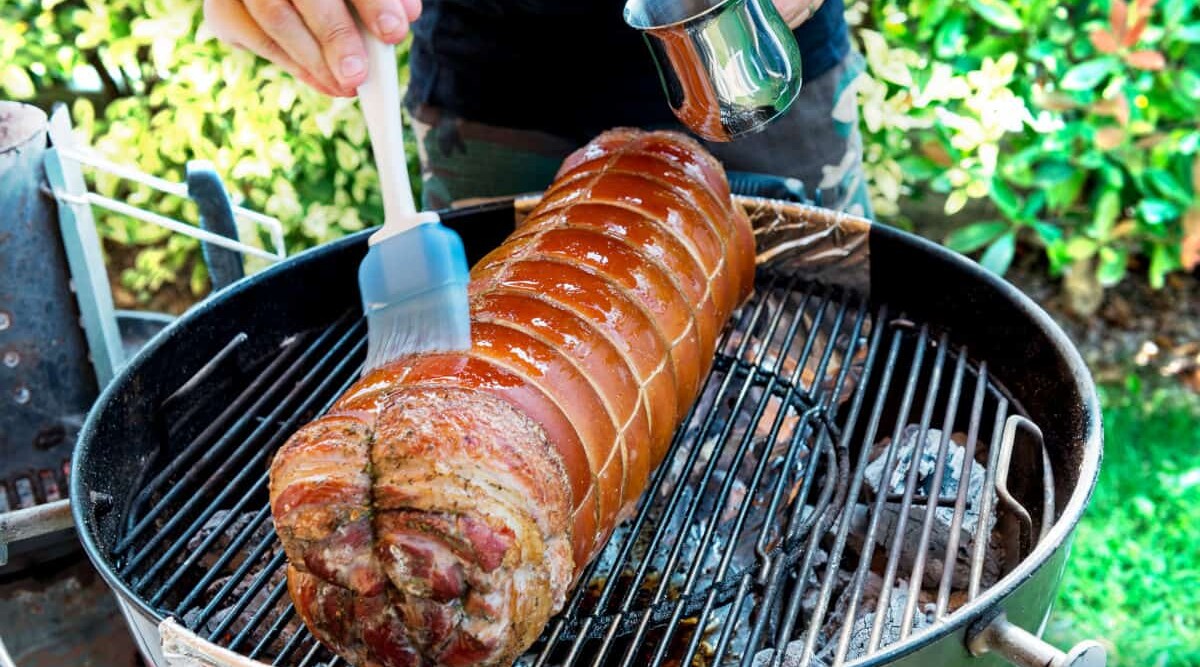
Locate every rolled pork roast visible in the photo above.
<box><xmin>268</xmin><ymin>128</ymin><xmax>757</xmax><ymax>667</ymax></box>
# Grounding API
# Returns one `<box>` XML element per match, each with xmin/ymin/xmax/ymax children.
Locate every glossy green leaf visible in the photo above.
<box><xmin>1047</xmin><ymin>172</ymin><xmax>1088</xmax><ymax>212</ymax></box>
<box><xmin>1097</xmin><ymin>247</ymin><xmax>1128</xmax><ymax>287</ymax></box>
<box><xmin>1148</xmin><ymin>243</ymin><xmax>1180</xmax><ymax>288</ymax></box>
<box><xmin>946</xmin><ymin>221</ymin><xmax>1010</xmax><ymax>253</ymax></box>
<box><xmin>1045</xmin><ymin>240</ymin><xmax>1071</xmax><ymax>275</ymax></box>
<box><xmin>1022</xmin><ymin>190</ymin><xmax>1047</xmax><ymax>219</ymax></box>
<box><xmin>1035</xmin><ymin>160</ymin><xmax>1077</xmax><ymax>186</ymax></box>
<box><xmin>1145</xmin><ymin>169</ymin><xmax>1193</xmax><ymax>205</ymax></box>
<box><xmin>1138</xmin><ymin>198</ymin><xmax>1183</xmax><ymax>224</ymax></box>
<box><xmin>1079</xmin><ymin>150</ymin><xmax>1106</xmax><ymax>169</ymax></box>
<box><xmin>1179</xmin><ymin>131</ymin><xmax>1200</xmax><ymax>155</ymax></box>
<box><xmin>1027</xmin><ymin>40</ymin><xmax>1057</xmax><ymax>60</ymax></box>
<box><xmin>1175</xmin><ymin>22</ymin><xmax>1200</xmax><ymax>43</ymax></box>
<box><xmin>1060</xmin><ymin>59</ymin><xmax>1118</xmax><ymax>91</ymax></box>
<box><xmin>1032</xmin><ymin>220</ymin><xmax>1064</xmax><ymax>244</ymax></box>
<box><xmin>190</xmin><ymin>259</ymin><xmax>208</xmax><ymax>296</ymax></box>
<box><xmin>1100</xmin><ymin>164</ymin><xmax>1126</xmax><ymax>189</ymax></box>
<box><xmin>918</xmin><ymin>0</ymin><xmax>953</xmax><ymax>40</ymax></box>
<box><xmin>979</xmin><ymin>232</ymin><xmax>1017</xmax><ymax>275</ymax></box>
<box><xmin>990</xmin><ymin>177</ymin><xmax>1021</xmax><ymax>219</ymax></box>
<box><xmin>968</xmin><ymin>0</ymin><xmax>1024</xmax><ymax>32</ymax></box>
<box><xmin>897</xmin><ymin>156</ymin><xmax>943</xmax><ymax>181</ymax></box>
<box><xmin>935</xmin><ymin>14</ymin><xmax>968</xmax><ymax>58</ymax></box>
<box><xmin>1094</xmin><ymin>189</ymin><xmax>1122</xmax><ymax>236</ymax></box>
<box><xmin>1178</xmin><ymin>70</ymin><xmax>1200</xmax><ymax>101</ymax></box>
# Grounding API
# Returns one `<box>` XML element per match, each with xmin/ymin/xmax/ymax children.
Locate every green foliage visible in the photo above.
<box><xmin>0</xmin><ymin>0</ymin><xmax>416</xmax><ymax>302</ymax></box>
<box><xmin>4</xmin><ymin>0</ymin><xmax>1197</xmax><ymax>304</ymax></box>
<box><xmin>848</xmin><ymin>0</ymin><xmax>1200</xmax><ymax>300</ymax></box>
<box><xmin>1048</xmin><ymin>378</ymin><xmax>1200</xmax><ymax>667</ymax></box>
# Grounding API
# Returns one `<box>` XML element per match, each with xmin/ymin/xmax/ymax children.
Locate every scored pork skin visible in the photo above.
<box><xmin>269</xmin><ymin>128</ymin><xmax>756</xmax><ymax>667</ymax></box>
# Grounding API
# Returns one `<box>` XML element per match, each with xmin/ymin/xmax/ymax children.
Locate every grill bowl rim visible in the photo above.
<box><xmin>69</xmin><ymin>196</ymin><xmax>1103</xmax><ymax>665</ymax></box>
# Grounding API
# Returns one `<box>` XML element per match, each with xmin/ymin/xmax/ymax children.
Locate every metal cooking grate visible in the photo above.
<box><xmin>107</xmin><ymin>269</ymin><xmax>1047</xmax><ymax>667</ymax></box>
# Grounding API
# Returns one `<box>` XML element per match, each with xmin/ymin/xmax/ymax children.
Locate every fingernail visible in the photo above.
<box><xmin>378</xmin><ymin>13</ymin><xmax>402</xmax><ymax>37</ymax></box>
<box><xmin>340</xmin><ymin>55</ymin><xmax>365</xmax><ymax>79</ymax></box>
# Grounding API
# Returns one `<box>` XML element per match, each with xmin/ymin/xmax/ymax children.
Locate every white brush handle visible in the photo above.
<box><xmin>355</xmin><ymin>24</ymin><xmax>437</xmax><ymax>243</ymax></box>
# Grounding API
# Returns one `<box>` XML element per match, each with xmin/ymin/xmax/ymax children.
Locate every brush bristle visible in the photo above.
<box><xmin>358</xmin><ymin>220</ymin><xmax>471</xmax><ymax>373</ymax></box>
<box><xmin>363</xmin><ymin>284</ymin><xmax>471</xmax><ymax>372</ymax></box>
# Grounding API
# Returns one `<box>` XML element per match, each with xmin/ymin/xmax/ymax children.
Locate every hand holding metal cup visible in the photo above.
<box><xmin>624</xmin><ymin>0</ymin><xmax>804</xmax><ymax>141</ymax></box>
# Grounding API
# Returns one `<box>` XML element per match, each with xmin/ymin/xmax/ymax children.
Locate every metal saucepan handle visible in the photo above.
<box><xmin>969</xmin><ymin>612</ymin><xmax>1105</xmax><ymax>667</ymax></box>
<box><xmin>0</xmin><ymin>498</ymin><xmax>73</xmax><ymax>566</ymax></box>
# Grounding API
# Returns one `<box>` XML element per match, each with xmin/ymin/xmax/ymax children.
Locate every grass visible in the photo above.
<box><xmin>1046</xmin><ymin>377</ymin><xmax>1200</xmax><ymax>667</ymax></box>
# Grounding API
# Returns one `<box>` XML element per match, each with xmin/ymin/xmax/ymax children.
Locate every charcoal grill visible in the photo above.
<box><xmin>71</xmin><ymin>195</ymin><xmax>1105</xmax><ymax>667</ymax></box>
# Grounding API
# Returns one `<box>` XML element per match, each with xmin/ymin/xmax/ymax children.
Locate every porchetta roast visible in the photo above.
<box><xmin>268</xmin><ymin>128</ymin><xmax>756</xmax><ymax>666</ymax></box>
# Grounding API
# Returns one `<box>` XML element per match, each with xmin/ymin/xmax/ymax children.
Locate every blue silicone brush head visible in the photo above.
<box><xmin>358</xmin><ymin>218</ymin><xmax>471</xmax><ymax>372</ymax></box>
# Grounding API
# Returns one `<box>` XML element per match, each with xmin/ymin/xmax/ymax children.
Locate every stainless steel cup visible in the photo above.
<box><xmin>624</xmin><ymin>0</ymin><xmax>803</xmax><ymax>142</ymax></box>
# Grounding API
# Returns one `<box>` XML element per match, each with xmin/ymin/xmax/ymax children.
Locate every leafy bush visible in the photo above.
<box><xmin>1</xmin><ymin>0</ymin><xmax>416</xmax><ymax>305</ymax></box>
<box><xmin>849</xmin><ymin>0</ymin><xmax>1200</xmax><ymax>311</ymax></box>
<box><xmin>3</xmin><ymin>0</ymin><xmax>1197</xmax><ymax>309</ymax></box>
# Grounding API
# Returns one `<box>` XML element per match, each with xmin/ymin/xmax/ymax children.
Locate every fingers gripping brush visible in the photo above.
<box><xmin>355</xmin><ymin>27</ymin><xmax>471</xmax><ymax>373</ymax></box>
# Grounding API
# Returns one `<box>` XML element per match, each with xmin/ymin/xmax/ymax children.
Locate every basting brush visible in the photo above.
<box><xmin>354</xmin><ymin>27</ymin><xmax>471</xmax><ymax>374</ymax></box>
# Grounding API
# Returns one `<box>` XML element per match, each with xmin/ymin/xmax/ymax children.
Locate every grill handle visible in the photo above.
<box><xmin>968</xmin><ymin>612</ymin><xmax>1106</xmax><ymax>667</ymax></box>
<box><xmin>0</xmin><ymin>498</ymin><xmax>73</xmax><ymax>567</ymax></box>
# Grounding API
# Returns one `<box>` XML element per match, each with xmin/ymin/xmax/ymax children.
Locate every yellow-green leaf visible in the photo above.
<box><xmin>968</xmin><ymin>0</ymin><xmax>1024</xmax><ymax>32</ymax></box>
<box><xmin>2</xmin><ymin>64</ymin><xmax>35</xmax><ymax>99</ymax></box>
<box><xmin>335</xmin><ymin>139</ymin><xmax>360</xmax><ymax>171</ymax></box>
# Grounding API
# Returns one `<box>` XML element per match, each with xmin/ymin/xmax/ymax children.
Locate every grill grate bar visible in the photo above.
<box><xmin>862</xmin><ymin>332</ymin><xmax>949</xmax><ymax>653</ymax></box>
<box><xmin>748</xmin><ymin>292</ymin><xmax>834</xmax><ymax>556</ymax></box>
<box><xmin>774</xmin><ymin>306</ymin><xmax>891</xmax><ymax>667</ymax></box>
<box><xmin>123</xmin><ymin>332</ymin><xmax>251</xmax><ymax>530</ymax></box>
<box><xmin>295</xmin><ymin>638</ymin><xmax>326</xmax><ymax>667</ymax></box>
<box><xmin>120</xmin><ymin>318</ymin><xmax>364</xmax><ymax>576</ymax></box>
<box><xmin>700</xmin><ymin>299</ymin><xmax>883</xmax><ymax>667</ymax></box>
<box><xmin>170</xmin><ymin>338</ymin><xmax>365</xmax><ymax>617</ymax></box>
<box><xmin>272</xmin><ymin>626</ymin><xmax>313</xmax><ymax>666</ymax></box>
<box><xmin>633</xmin><ymin>288</ymin><xmax>839</xmax><ymax>667</ymax></box>
<box><xmin>969</xmin><ymin>399</ymin><xmax>1010</xmax><ymax>600</ymax></box>
<box><xmin>750</xmin><ymin>297</ymin><xmax>871</xmax><ymax>667</ymax></box>
<box><xmin>759</xmin><ymin>431</ymin><xmax>839</xmax><ymax>667</ymax></box>
<box><xmin>145</xmin><ymin>475</ymin><xmax>272</xmax><ymax>604</ymax></box>
<box><xmin>830</xmin><ymin>325</ymin><xmax>927</xmax><ymax>666</ymax></box>
<box><xmin>735</xmin><ymin>293</ymin><xmax>854</xmax><ymax>667</ymax></box>
<box><xmin>167</xmin><ymin>495</ymin><xmax>272</xmax><ymax>612</ymax></box>
<box><xmin>174</xmin><ymin>316</ymin><xmax>364</xmax><ymax>616</ymax></box>
<box><xmin>249</xmin><ymin>602</ymin><xmax>297</xmax><ymax>660</ymax></box>
<box><xmin>734</xmin><ymin>299</ymin><xmax>868</xmax><ymax>667</ymax></box>
<box><xmin>677</xmin><ymin>296</ymin><xmax>870</xmax><ymax>667</ymax></box>
<box><xmin>207</xmin><ymin>549</ymin><xmax>289</xmax><ymax>643</ymax></box>
<box><xmin>897</xmin><ymin>349</ymin><xmax>969</xmax><ymax>640</ymax></box>
<box><xmin>936</xmin><ymin>362</ymin><xmax>989</xmax><ymax>618</ymax></box>
<box><xmin>530</xmin><ymin>276</ymin><xmax>765</xmax><ymax>667</ymax></box>
<box><xmin>190</xmin><ymin>523</ymin><xmax>279</xmax><ymax>630</ymax></box>
<box><xmin>865</xmin><ymin>331</ymin><xmax>949</xmax><ymax>654</ymax></box>
<box><xmin>610</xmin><ymin>280</ymin><xmax>819</xmax><ymax>666</ymax></box>
<box><xmin>584</xmin><ymin>279</ymin><xmax>794</xmax><ymax>667</ymax></box>
<box><xmin>229</xmin><ymin>578</ymin><xmax>290</xmax><ymax>653</ymax></box>
<box><xmin>118</xmin><ymin>326</ymin><xmax>324</xmax><ymax>552</ymax></box>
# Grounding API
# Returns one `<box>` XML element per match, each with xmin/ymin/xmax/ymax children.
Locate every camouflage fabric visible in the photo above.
<box><xmin>408</xmin><ymin>51</ymin><xmax>871</xmax><ymax>219</ymax></box>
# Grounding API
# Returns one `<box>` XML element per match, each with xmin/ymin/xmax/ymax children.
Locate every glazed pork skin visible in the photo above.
<box><xmin>269</xmin><ymin>128</ymin><xmax>756</xmax><ymax>667</ymax></box>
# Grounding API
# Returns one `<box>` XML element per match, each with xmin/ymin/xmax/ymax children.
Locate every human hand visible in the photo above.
<box><xmin>203</xmin><ymin>0</ymin><xmax>421</xmax><ymax>97</ymax></box>
<box><xmin>773</xmin><ymin>0</ymin><xmax>825</xmax><ymax>27</ymax></box>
